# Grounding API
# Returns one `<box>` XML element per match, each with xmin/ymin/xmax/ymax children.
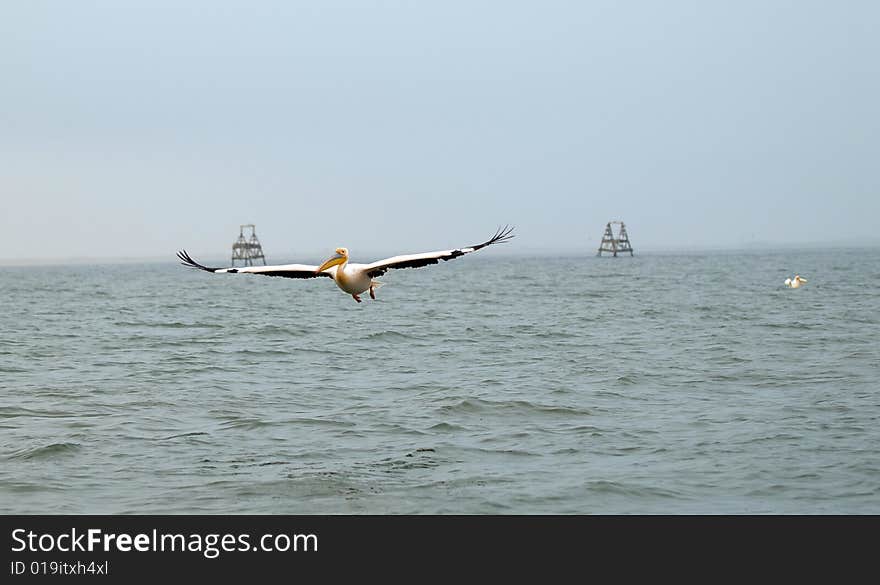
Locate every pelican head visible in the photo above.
<box><xmin>317</xmin><ymin>247</ymin><xmax>349</xmax><ymax>273</ymax></box>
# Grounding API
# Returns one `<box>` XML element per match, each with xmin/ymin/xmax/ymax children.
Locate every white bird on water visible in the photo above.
<box><xmin>177</xmin><ymin>226</ymin><xmax>514</xmax><ymax>303</ymax></box>
<box><xmin>784</xmin><ymin>275</ymin><xmax>808</xmax><ymax>288</ymax></box>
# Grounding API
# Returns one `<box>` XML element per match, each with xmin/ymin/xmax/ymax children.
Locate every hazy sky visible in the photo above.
<box><xmin>1</xmin><ymin>1</ymin><xmax>878</xmax><ymax>262</ymax></box>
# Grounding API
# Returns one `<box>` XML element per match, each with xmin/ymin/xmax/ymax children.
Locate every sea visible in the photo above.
<box><xmin>1</xmin><ymin>248</ymin><xmax>878</xmax><ymax>514</ymax></box>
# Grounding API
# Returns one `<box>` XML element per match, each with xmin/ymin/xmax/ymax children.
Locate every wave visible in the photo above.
<box><xmin>427</xmin><ymin>422</ymin><xmax>468</xmax><ymax>431</ymax></box>
<box><xmin>9</xmin><ymin>442</ymin><xmax>80</xmax><ymax>460</ymax></box>
<box><xmin>437</xmin><ymin>398</ymin><xmax>590</xmax><ymax>417</ymax></box>
<box><xmin>218</xmin><ymin>418</ymin><xmax>276</xmax><ymax>431</ymax></box>
<box><xmin>364</xmin><ymin>330</ymin><xmax>418</xmax><ymax>341</ymax></box>
<box><xmin>157</xmin><ymin>431</ymin><xmax>210</xmax><ymax>441</ymax></box>
<box><xmin>0</xmin><ymin>407</ymin><xmax>71</xmax><ymax>419</ymax></box>
<box><xmin>115</xmin><ymin>321</ymin><xmax>224</xmax><ymax>329</ymax></box>
<box><xmin>583</xmin><ymin>480</ymin><xmax>683</xmax><ymax>499</ymax></box>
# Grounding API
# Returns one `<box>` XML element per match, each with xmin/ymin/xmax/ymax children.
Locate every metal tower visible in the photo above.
<box><xmin>231</xmin><ymin>224</ymin><xmax>267</xmax><ymax>266</ymax></box>
<box><xmin>596</xmin><ymin>221</ymin><xmax>634</xmax><ymax>257</ymax></box>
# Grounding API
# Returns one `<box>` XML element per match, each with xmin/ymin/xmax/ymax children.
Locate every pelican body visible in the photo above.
<box><xmin>315</xmin><ymin>247</ymin><xmax>382</xmax><ymax>302</ymax></box>
<box><xmin>784</xmin><ymin>275</ymin><xmax>807</xmax><ymax>289</ymax></box>
<box><xmin>177</xmin><ymin>226</ymin><xmax>514</xmax><ymax>303</ymax></box>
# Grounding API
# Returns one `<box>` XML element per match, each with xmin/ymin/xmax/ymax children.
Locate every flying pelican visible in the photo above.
<box><xmin>784</xmin><ymin>275</ymin><xmax>807</xmax><ymax>288</ymax></box>
<box><xmin>177</xmin><ymin>226</ymin><xmax>514</xmax><ymax>302</ymax></box>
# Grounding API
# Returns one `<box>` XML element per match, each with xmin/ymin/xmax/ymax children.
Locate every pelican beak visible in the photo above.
<box><xmin>317</xmin><ymin>253</ymin><xmax>346</xmax><ymax>273</ymax></box>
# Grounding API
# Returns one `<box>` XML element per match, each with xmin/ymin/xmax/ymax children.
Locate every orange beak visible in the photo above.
<box><xmin>317</xmin><ymin>253</ymin><xmax>346</xmax><ymax>273</ymax></box>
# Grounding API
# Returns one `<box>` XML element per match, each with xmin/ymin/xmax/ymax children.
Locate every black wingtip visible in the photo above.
<box><xmin>492</xmin><ymin>224</ymin><xmax>515</xmax><ymax>244</ymax></box>
<box><xmin>176</xmin><ymin>249</ymin><xmax>218</xmax><ymax>272</ymax></box>
<box><xmin>472</xmin><ymin>225</ymin><xmax>515</xmax><ymax>250</ymax></box>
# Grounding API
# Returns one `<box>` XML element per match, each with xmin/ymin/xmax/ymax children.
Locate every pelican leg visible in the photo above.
<box><xmin>369</xmin><ymin>285</ymin><xmax>376</xmax><ymax>300</ymax></box>
<box><xmin>352</xmin><ymin>294</ymin><xmax>362</xmax><ymax>303</ymax></box>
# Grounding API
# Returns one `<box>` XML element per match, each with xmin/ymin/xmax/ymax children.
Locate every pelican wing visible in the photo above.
<box><xmin>176</xmin><ymin>250</ymin><xmax>330</xmax><ymax>279</ymax></box>
<box><xmin>362</xmin><ymin>225</ymin><xmax>514</xmax><ymax>278</ymax></box>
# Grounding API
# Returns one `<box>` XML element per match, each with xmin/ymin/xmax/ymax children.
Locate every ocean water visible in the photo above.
<box><xmin>1</xmin><ymin>248</ymin><xmax>878</xmax><ymax>514</ymax></box>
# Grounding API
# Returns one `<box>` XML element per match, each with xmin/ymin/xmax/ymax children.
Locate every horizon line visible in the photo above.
<box><xmin>2</xmin><ymin>240</ymin><xmax>879</xmax><ymax>267</ymax></box>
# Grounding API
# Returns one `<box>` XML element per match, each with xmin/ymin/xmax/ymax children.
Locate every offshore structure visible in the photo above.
<box><xmin>596</xmin><ymin>221</ymin><xmax>634</xmax><ymax>257</ymax></box>
<box><xmin>231</xmin><ymin>224</ymin><xmax>267</xmax><ymax>266</ymax></box>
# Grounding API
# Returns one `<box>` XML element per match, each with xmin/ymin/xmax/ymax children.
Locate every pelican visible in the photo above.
<box><xmin>177</xmin><ymin>226</ymin><xmax>514</xmax><ymax>302</ymax></box>
<box><xmin>784</xmin><ymin>275</ymin><xmax>807</xmax><ymax>288</ymax></box>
